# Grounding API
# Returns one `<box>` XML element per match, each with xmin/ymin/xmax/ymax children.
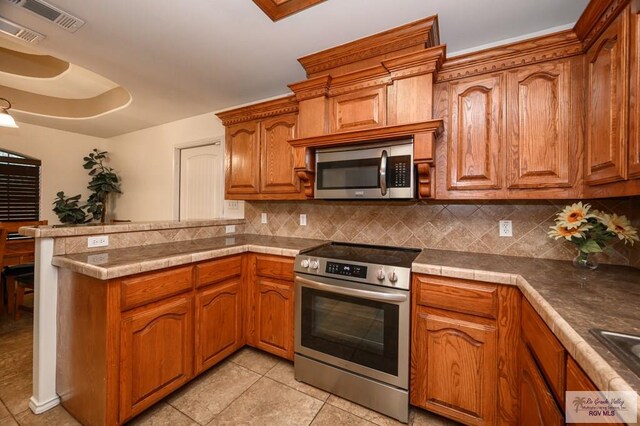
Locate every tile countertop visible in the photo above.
<box><xmin>53</xmin><ymin>236</ymin><xmax>640</xmax><ymax>411</ymax></box>
<box><xmin>51</xmin><ymin>234</ymin><xmax>327</xmax><ymax>280</ymax></box>
<box><xmin>413</xmin><ymin>249</ymin><xmax>640</xmax><ymax>404</ymax></box>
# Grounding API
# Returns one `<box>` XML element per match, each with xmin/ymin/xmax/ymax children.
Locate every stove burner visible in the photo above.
<box><xmin>303</xmin><ymin>242</ymin><xmax>420</xmax><ymax>269</ymax></box>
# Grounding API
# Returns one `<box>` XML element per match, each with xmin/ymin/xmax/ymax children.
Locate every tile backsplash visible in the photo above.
<box><xmin>245</xmin><ymin>198</ymin><xmax>640</xmax><ymax>267</ymax></box>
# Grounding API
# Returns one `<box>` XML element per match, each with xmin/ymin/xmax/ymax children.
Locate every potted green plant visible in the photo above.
<box><xmin>52</xmin><ymin>149</ymin><xmax>122</xmax><ymax>224</ymax></box>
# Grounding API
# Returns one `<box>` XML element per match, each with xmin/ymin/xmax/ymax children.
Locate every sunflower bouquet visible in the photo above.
<box><xmin>548</xmin><ymin>202</ymin><xmax>639</xmax><ymax>268</ymax></box>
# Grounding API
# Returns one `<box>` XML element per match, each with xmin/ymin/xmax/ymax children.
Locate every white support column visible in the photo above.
<box><xmin>28</xmin><ymin>237</ymin><xmax>60</xmax><ymax>414</ymax></box>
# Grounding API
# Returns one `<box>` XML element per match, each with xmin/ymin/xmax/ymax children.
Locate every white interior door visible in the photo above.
<box><xmin>179</xmin><ymin>143</ymin><xmax>222</xmax><ymax>220</ymax></box>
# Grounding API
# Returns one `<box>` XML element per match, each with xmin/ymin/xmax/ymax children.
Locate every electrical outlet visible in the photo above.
<box><xmin>300</xmin><ymin>214</ymin><xmax>307</xmax><ymax>226</ymax></box>
<box><xmin>87</xmin><ymin>235</ymin><xmax>109</xmax><ymax>248</ymax></box>
<box><xmin>499</xmin><ymin>220</ymin><xmax>513</xmax><ymax>237</ymax></box>
<box><xmin>261</xmin><ymin>213</ymin><xmax>268</xmax><ymax>224</ymax></box>
<box><xmin>225</xmin><ymin>225</ymin><xmax>235</xmax><ymax>234</ymax></box>
<box><xmin>227</xmin><ymin>200</ymin><xmax>239</xmax><ymax>210</ymax></box>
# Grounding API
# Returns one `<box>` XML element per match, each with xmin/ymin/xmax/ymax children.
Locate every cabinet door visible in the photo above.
<box><xmin>260</xmin><ymin>114</ymin><xmax>300</xmax><ymax>194</ymax></box>
<box><xmin>253</xmin><ymin>277</ymin><xmax>294</xmax><ymax>360</ymax></box>
<box><xmin>586</xmin><ymin>11</ymin><xmax>629</xmax><ymax>185</ymax></box>
<box><xmin>225</xmin><ymin>121</ymin><xmax>260</xmax><ymax>195</ymax></box>
<box><xmin>195</xmin><ymin>279</ymin><xmax>243</xmax><ymax>374</ymax></box>
<box><xmin>630</xmin><ymin>2</ymin><xmax>640</xmax><ymax>178</ymax></box>
<box><xmin>519</xmin><ymin>344</ymin><xmax>564</xmax><ymax>426</ymax></box>
<box><xmin>447</xmin><ymin>74</ymin><xmax>503</xmax><ymax>190</ymax></box>
<box><xmin>330</xmin><ymin>87</ymin><xmax>386</xmax><ymax>132</ymax></box>
<box><xmin>411</xmin><ymin>307</ymin><xmax>497</xmax><ymax>425</ymax></box>
<box><xmin>120</xmin><ymin>296</ymin><xmax>193</xmax><ymax>422</ymax></box>
<box><xmin>506</xmin><ymin>61</ymin><xmax>573</xmax><ymax>188</ymax></box>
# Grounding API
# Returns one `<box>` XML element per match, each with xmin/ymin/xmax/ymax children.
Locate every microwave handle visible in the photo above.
<box><xmin>379</xmin><ymin>150</ymin><xmax>388</xmax><ymax>196</ymax></box>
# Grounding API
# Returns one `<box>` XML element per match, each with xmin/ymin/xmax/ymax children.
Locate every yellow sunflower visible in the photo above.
<box><xmin>601</xmin><ymin>213</ymin><xmax>640</xmax><ymax>245</ymax></box>
<box><xmin>555</xmin><ymin>202</ymin><xmax>597</xmax><ymax>229</ymax></box>
<box><xmin>548</xmin><ymin>222</ymin><xmax>591</xmax><ymax>241</ymax></box>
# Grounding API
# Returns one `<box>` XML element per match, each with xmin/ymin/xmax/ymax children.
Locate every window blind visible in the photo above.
<box><xmin>0</xmin><ymin>156</ymin><xmax>41</xmax><ymax>221</ymax></box>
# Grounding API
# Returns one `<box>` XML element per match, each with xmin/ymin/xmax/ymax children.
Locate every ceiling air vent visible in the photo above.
<box><xmin>0</xmin><ymin>16</ymin><xmax>45</xmax><ymax>43</ymax></box>
<box><xmin>7</xmin><ymin>0</ymin><xmax>85</xmax><ymax>32</ymax></box>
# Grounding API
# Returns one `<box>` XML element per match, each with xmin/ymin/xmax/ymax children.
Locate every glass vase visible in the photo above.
<box><xmin>573</xmin><ymin>249</ymin><xmax>598</xmax><ymax>270</ymax></box>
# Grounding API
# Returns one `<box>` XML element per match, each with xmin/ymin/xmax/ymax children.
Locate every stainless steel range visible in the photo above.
<box><xmin>294</xmin><ymin>242</ymin><xmax>421</xmax><ymax>423</ymax></box>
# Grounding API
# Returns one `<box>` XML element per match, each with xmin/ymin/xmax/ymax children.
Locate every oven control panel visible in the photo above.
<box><xmin>325</xmin><ymin>261</ymin><xmax>367</xmax><ymax>279</ymax></box>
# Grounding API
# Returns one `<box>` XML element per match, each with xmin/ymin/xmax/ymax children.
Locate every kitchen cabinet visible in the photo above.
<box><xmin>217</xmin><ymin>96</ymin><xmax>305</xmax><ymax>200</ymax></box>
<box><xmin>246</xmin><ymin>254</ymin><xmax>295</xmax><ymax>360</ymax></box>
<box><xmin>119</xmin><ymin>295</ymin><xmax>194</xmax><ymax>422</ymax></box>
<box><xmin>585</xmin><ymin>9</ymin><xmax>629</xmax><ymax>186</ymax></box>
<box><xmin>225</xmin><ymin>120</ymin><xmax>261</xmax><ymax>196</ymax></box>
<box><xmin>438</xmin><ymin>57</ymin><xmax>583</xmax><ymax>199</ymax></box>
<box><xmin>447</xmin><ymin>73</ymin><xmax>503</xmax><ymax>191</ymax></box>
<box><xmin>630</xmin><ymin>0</ymin><xmax>640</xmax><ymax>178</ymax></box>
<box><xmin>518</xmin><ymin>343</ymin><xmax>564</xmax><ymax>426</ymax></box>
<box><xmin>410</xmin><ymin>274</ymin><xmax>520</xmax><ymax>425</ymax></box>
<box><xmin>330</xmin><ymin>86</ymin><xmax>386</xmax><ymax>133</ymax></box>
<box><xmin>194</xmin><ymin>256</ymin><xmax>245</xmax><ymax>374</ymax></box>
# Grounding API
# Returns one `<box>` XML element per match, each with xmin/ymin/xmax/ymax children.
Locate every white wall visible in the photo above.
<box><xmin>0</xmin><ymin>123</ymin><xmax>108</xmax><ymax>224</ymax></box>
<box><xmin>108</xmin><ymin>111</ymin><xmax>243</xmax><ymax>221</ymax></box>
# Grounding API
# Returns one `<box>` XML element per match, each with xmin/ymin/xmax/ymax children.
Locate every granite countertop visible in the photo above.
<box><xmin>52</xmin><ymin>234</ymin><xmax>326</xmax><ymax>279</ymax></box>
<box><xmin>413</xmin><ymin>249</ymin><xmax>640</xmax><ymax>408</ymax></box>
<box><xmin>52</xmin><ymin>235</ymin><xmax>640</xmax><ymax>412</ymax></box>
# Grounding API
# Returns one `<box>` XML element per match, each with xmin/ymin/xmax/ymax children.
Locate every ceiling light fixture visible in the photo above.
<box><xmin>0</xmin><ymin>98</ymin><xmax>19</xmax><ymax>128</ymax></box>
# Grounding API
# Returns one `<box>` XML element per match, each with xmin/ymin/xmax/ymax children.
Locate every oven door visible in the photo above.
<box><xmin>294</xmin><ymin>273</ymin><xmax>409</xmax><ymax>389</ymax></box>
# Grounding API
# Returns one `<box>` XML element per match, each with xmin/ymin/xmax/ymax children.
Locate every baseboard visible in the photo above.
<box><xmin>28</xmin><ymin>395</ymin><xmax>60</xmax><ymax>414</ymax></box>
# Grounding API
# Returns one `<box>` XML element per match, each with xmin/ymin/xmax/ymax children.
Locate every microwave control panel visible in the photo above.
<box><xmin>388</xmin><ymin>155</ymin><xmax>411</xmax><ymax>188</ymax></box>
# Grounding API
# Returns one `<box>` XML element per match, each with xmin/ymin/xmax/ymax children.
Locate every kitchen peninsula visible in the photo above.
<box><xmin>19</xmin><ymin>220</ymin><xmax>640</xmax><ymax>425</ymax></box>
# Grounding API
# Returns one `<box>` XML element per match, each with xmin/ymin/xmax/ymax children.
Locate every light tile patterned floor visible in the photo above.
<box><xmin>0</xmin><ymin>312</ymin><xmax>458</xmax><ymax>425</ymax></box>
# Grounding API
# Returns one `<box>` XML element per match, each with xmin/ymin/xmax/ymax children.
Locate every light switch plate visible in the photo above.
<box><xmin>227</xmin><ymin>200</ymin><xmax>239</xmax><ymax>209</ymax></box>
<box><xmin>261</xmin><ymin>213</ymin><xmax>268</xmax><ymax>224</ymax></box>
<box><xmin>225</xmin><ymin>225</ymin><xmax>235</xmax><ymax>234</ymax></box>
<box><xmin>88</xmin><ymin>235</ymin><xmax>109</xmax><ymax>248</ymax></box>
<box><xmin>300</xmin><ymin>214</ymin><xmax>307</xmax><ymax>226</ymax></box>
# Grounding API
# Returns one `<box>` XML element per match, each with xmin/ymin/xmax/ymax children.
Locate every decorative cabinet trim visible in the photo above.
<box><xmin>216</xmin><ymin>96</ymin><xmax>298</xmax><ymax>126</ymax></box>
<box><xmin>252</xmin><ymin>0</ymin><xmax>327</xmax><ymax>22</ymax></box>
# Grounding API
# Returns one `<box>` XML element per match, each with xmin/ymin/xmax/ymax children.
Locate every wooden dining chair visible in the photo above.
<box><xmin>0</xmin><ymin>220</ymin><xmax>47</xmax><ymax>318</ymax></box>
<box><xmin>0</xmin><ymin>227</ymin><xmax>8</xmax><ymax>315</ymax></box>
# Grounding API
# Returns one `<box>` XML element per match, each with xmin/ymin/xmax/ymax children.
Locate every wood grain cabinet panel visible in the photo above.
<box><xmin>119</xmin><ymin>295</ymin><xmax>193</xmax><ymax>423</ymax></box>
<box><xmin>411</xmin><ymin>307</ymin><xmax>497</xmax><ymax>425</ymax></box>
<box><xmin>586</xmin><ymin>11</ymin><xmax>629</xmax><ymax>186</ymax></box>
<box><xmin>120</xmin><ymin>266</ymin><xmax>193</xmax><ymax>311</ymax></box>
<box><xmin>506</xmin><ymin>61</ymin><xmax>572</xmax><ymax>188</ymax></box>
<box><xmin>225</xmin><ymin>121</ymin><xmax>261</xmax><ymax>195</ymax></box>
<box><xmin>519</xmin><ymin>344</ymin><xmax>564</xmax><ymax>426</ymax></box>
<box><xmin>253</xmin><ymin>277</ymin><xmax>294</xmax><ymax>360</ymax></box>
<box><xmin>447</xmin><ymin>74</ymin><xmax>503</xmax><ymax>190</ymax></box>
<box><xmin>195</xmin><ymin>279</ymin><xmax>243</xmax><ymax>374</ymax></box>
<box><xmin>260</xmin><ymin>114</ymin><xmax>300</xmax><ymax>193</ymax></box>
<box><xmin>331</xmin><ymin>87</ymin><xmax>386</xmax><ymax>132</ymax></box>
<box><xmin>630</xmin><ymin>2</ymin><xmax>640</xmax><ymax>178</ymax></box>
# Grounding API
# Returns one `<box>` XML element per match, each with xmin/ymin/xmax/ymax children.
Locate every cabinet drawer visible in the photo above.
<box><xmin>255</xmin><ymin>255</ymin><xmax>294</xmax><ymax>281</ymax></box>
<box><xmin>521</xmin><ymin>299</ymin><xmax>565</xmax><ymax>405</ymax></box>
<box><xmin>196</xmin><ymin>256</ymin><xmax>243</xmax><ymax>288</ymax></box>
<box><xmin>414</xmin><ymin>275</ymin><xmax>498</xmax><ymax>319</ymax></box>
<box><xmin>120</xmin><ymin>266</ymin><xmax>193</xmax><ymax>310</ymax></box>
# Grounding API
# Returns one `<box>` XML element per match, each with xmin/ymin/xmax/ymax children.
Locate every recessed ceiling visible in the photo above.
<box><xmin>0</xmin><ymin>0</ymin><xmax>590</xmax><ymax>138</ymax></box>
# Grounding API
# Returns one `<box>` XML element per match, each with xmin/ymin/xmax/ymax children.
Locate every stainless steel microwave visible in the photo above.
<box><xmin>314</xmin><ymin>139</ymin><xmax>414</xmax><ymax>199</ymax></box>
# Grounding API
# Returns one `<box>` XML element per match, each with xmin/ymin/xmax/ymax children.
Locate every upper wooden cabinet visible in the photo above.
<box><xmin>506</xmin><ymin>61</ymin><xmax>574</xmax><ymax>189</ymax></box>
<box><xmin>260</xmin><ymin>114</ymin><xmax>300</xmax><ymax>194</ymax></box>
<box><xmin>437</xmin><ymin>56</ymin><xmax>583</xmax><ymax>199</ymax></box>
<box><xmin>217</xmin><ymin>96</ymin><xmax>305</xmax><ymax>200</ymax></box>
<box><xmin>629</xmin><ymin>1</ymin><xmax>640</xmax><ymax>178</ymax></box>
<box><xmin>585</xmin><ymin>10</ymin><xmax>629</xmax><ymax>186</ymax></box>
<box><xmin>226</xmin><ymin>121</ymin><xmax>261</xmax><ymax>196</ymax></box>
<box><xmin>447</xmin><ymin>73</ymin><xmax>503</xmax><ymax>191</ymax></box>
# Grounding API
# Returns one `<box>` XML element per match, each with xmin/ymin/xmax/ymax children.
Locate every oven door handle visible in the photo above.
<box><xmin>296</xmin><ymin>276</ymin><xmax>407</xmax><ymax>303</ymax></box>
<box><xmin>379</xmin><ymin>149</ymin><xmax>388</xmax><ymax>196</ymax></box>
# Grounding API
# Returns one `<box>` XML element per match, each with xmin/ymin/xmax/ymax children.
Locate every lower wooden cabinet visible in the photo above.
<box><xmin>411</xmin><ymin>306</ymin><xmax>497</xmax><ymax>425</ymax></box>
<box><xmin>246</xmin><ymin>254</ymin><xmax>295</xmax><ymax>360</ymax></box>
<box><xmin>119</xmin><ymin>295</ymin><xmax>194</xmax><ymax>422</ymax></box>
<box><xmin>195</xmin><ymin>278</ymin><xmax>244</xmax><ymax>374</ymax></box>
<box><xmin>519</xmin><ymin>343</ymin><xmax>564</xmax><ymax>426</ymax></box>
